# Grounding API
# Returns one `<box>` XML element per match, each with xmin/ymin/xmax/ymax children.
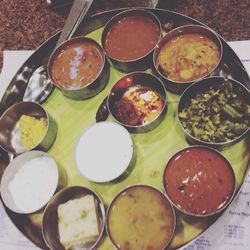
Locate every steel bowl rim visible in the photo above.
<box><xmin>101</xmin><ymin>8</ymin><xmax>162</xmax><ymax>63</ymax></box>
<box><xmin>106</xmin><ymin>183</ymin><xmax>176</xmax><ymax>250</ymax></box>
<box><xmin>162</xmin><ymin>144</ymin><xmax>237</xmax><ymax>217</ymax></box>
<box><xmin>177</xmin><ymin>76</ymin><xmax>250</xmax><ymax>147</ymax></box>
<box><xmin>153</xmin><ymin>24</ymin><xmax>223</xmax><ymax>84</ymax></box>
<box><xmin>47</xmin><ymin>36</ymin><xmax>107</xmax><ymax>92</ymax></box>
<box><xmin>0</xmin><ymin>150</ymin><xmax>59</xmax><ymax>214</ymax></box>
<box><xmin>42</xmin><ymin>185</ymin><xmax>106</xmax><ymax>250</ymax></box>
<box><xmin>107</xmin><ymin>71</ymin><xmax>167</xmax><ymax>130</ymax></box>
<box><xmin>0</xmin><ymin>101</ymin><xmax>50</xmax><ymax>154</ymax></box>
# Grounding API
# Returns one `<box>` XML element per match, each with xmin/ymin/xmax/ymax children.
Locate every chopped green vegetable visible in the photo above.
<box><xmin>80</xmin><ymin>209</ymin><xmax>89</xmax><ymax>220</ymax></box>
<box><xmin>179</xmin><ymin>80</ymin><xmax>250</xmax><ymax>143</ymax></box>
<box><xmin>221</xmin><ymin>104</ymin><xmax>243</xmax><ymax>118</ymax></box>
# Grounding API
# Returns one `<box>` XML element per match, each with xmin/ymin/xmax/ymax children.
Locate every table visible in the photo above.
<box><xmin>0</xmin><ymin>0</ymin><xmax>249</xmax><ymax>52</ymax></box>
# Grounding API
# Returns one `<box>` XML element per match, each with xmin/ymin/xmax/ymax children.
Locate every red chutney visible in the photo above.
<box><xmin>104</xmin><ymin>15</ymin><xmax>160</xmax><ymax>61</ymax></box>
<box><xmin>114</xmin><ymin>85</ymin><xmax>164</xmax><ymax>126</ymax></box>
<box><xmin>50</xmin><ymin>39</ymin><xmax>103</xmax><ymax>90</ymax></box>
<box><xmin>164</xmin><ymin>147</ymin><xmax>235</xmax><ymax>216</ymax></box>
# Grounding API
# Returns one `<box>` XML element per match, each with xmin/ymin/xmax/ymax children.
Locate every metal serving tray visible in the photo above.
<box><xmin>0</xmin><ymin>8</ymin><xmax>249</xmax><ymax>250</ymax></box>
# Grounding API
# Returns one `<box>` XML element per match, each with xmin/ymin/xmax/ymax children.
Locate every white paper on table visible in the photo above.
<box><xmin>0</xmin><ymin>51</ymin><xmax>39</xmax><ymax>250</ymax></box>
<box><xmin>0</xmin><ymin>51</ymin><xmax>34</xmax><ymax>100</ymax></box>
<box><xmin>0</xmin><ymin>41</ymin><xmax>250</xmax><ymax>250</ymax></box>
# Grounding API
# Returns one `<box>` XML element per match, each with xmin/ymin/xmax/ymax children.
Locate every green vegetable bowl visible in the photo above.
<box><xmin>178</xmin><ymin>76</ymin><xmax>250</xmax><ymax>148</ymax></box>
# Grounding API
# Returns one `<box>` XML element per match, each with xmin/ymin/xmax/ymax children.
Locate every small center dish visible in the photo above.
<box><xmin>107</xmin><ymin>72</ymin><xmax>167</xmax><ymax>132</ymax></box>
<box><xmin>75</xmin><ymin>121</ymin><xmax>134</xmax><ymax>183</ymax></box>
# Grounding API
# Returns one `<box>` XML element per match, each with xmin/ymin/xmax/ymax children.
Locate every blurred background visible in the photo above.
<box><xmin>0</xmin><ymin>0</ymin><xmax>249</xmax><ymax>72</ymax></box>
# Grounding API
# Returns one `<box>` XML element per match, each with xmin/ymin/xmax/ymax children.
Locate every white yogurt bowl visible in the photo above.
<box><xmin>75</xmin><ymin>122</ymin><xmax>134</xmax><ymax>183</ymax></box>
<box><xmin>0</xmin><ymin>151</ymin><xmax>60</xmax><ymax>214</ymax></box>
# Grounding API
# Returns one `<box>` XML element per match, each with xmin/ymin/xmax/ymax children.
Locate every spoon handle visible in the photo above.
<box><xmin>55</xmin><ymin>0</ymin><xmax>93</xmax><ymax>48</ymax></box>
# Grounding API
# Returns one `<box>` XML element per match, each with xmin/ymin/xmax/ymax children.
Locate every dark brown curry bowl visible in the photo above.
<box><xmin>163</xmin><ymin>145</ymin><xmax>236</xmax><ymax>217</ymax></box>
<box><xmin>42</xmin><ymin>186</ymin><xmax>105</xmax><ymax>250</ymax></box>
<box><xmin>106</xmin><ymin>184</ymin><xmax>176</xmax><ymax>250</ymax></box>
<box><xmin>177</xmin><ymin>77</ymin><xmax>250</xmax><ymax>149</ymax></box>
<box><xmin>153</xmin><ymin>25</ymin><xmax>223</xmax><ymax>94</ymax></box>
<box><xmin>101</xmin><ymin>9</ymin><xmax>162</xmax><ymax>72</ymax></box>
<box><xmin>107</xmin><ymin>72</ymin><xmax>167</xmax><ymax>133</ymax></box>
<box><xmin>0</xmin><ymin>101</ymin><xmax>57</xmax><ymax>155</ymax></box>
<box><xmin>48</xmin><ymin>36</ymin><xmax>110</xmax><ymax>100</ymax></box>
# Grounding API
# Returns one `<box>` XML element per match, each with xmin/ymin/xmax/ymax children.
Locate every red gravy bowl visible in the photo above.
<box><xmin>48</xmin><ymin>37</ymin><xmax>109</xmax><ymax>99</ymax></box>
<box><xmin>163</xmin><ymin>146</ymin><xmax>235</xmax><ymax>217</ymax></box>
<box><xmin>102</xmin><ymin>9</ymin><xmax>161</xmax><ymax>72</ymax></box>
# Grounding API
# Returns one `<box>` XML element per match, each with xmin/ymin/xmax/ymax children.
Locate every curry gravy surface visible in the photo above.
<box><xmin>50</xmin><ymin>40</ymin><xmax>103</xmax><ymax>89</ymax></box>
<box><xmin>164</xmin><ymin>147</ymin><xmax>235</xmax><ymax>215</ymax></box>
<box><xmin>104</xmin><ymin>15</ymin><xmax>160</xmax><ymax>61</ymax></box>
<box><xmin>156</xmin><ymin>34</ymin><xmax>220</xmax><ymax>82</ymax></box>
<box><xmin>108</xmin><ymin>186</ymin><xmax>175</xmax><ymax>250</ymax></box>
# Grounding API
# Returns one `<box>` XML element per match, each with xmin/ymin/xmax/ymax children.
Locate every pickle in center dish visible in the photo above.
<box><xmin>107</xmin><ymin>72</ymin><xmax>167</xmax><ymax>132</ymax></box>
<box><xmin>114</xmin><ymin>85</ymin><xmax>164</xmax><ymax>126</ymax></box>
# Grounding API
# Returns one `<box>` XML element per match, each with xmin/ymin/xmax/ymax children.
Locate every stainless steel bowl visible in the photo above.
<box><xmin>101</xmin><ymin>9</ymin><xmax>162</xmax><ymax>72</ymax></box>
<box><xmin>107</xmin><ymin>72</ymin><xmax>167</xmax><ymax>133</ymax></box>
<box><xmin>153</xmin><ymin>25</ymin><xmax>223</xmax><ymax>94</ymax></box>
<box><xmin>106</xmin><ymin>184</ymin><xmax>176</xmax><ymax>250</ymax></box>
<box><xmin>0</xmin><ymin>150</ymin><xmax>63</xmax><ymax>214</ymax></box>
<box><xmin>75</xmin><ymin>121</ymin><xmax>135</xmax><ymax>183</ymax></box>
<box><xmin>177</xmin><ymin>77</ymin><xmax>250</xmax><ymax>148</ymax></box>
<box><xmin>42</xmin><ymin>185</ymin><xmax>106</xmax><ymax>250</ymax></box>
<box><xmin>0</xmin><ymin>101</ymin><xmax>57</xmax><ymax>154</ymax></box>
<box><xmin>48</xmin><ymin>36</ymin><xmax>110</xmax><ymax>100</ymax></box>
<box><xmin>163</xmin><ymin>145</ymin><xmax>236</xmax><ymax>217</ymax></box>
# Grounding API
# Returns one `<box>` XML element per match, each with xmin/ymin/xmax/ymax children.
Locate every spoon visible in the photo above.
<box><xmin>23</xmin><ymin>0</ymin><xmax>93</xmax><ymax>103</ymax></box>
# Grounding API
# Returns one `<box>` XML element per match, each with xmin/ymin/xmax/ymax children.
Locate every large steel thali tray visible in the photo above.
<box><xmin>0</xmin><ymin>8</ymin><xmax>250</xmax><ymax>250</ymax></box>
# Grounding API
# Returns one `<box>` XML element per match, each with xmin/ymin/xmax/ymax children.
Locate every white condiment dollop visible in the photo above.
<box><xmin>75</xmin><ymin>122</ymin><xmax>134</xmax><ymax>182</ymax></box>
<box><xmin>8</xmin><ymin>155</ymin><xmax>58</xmax><ymax>213</ymax></box>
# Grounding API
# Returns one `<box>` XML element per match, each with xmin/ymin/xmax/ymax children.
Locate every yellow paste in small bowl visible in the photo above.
<box><xmin>19</xmin><ymin>115</ymin><xmax>47</xmax><ymax>150</ymax></box>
